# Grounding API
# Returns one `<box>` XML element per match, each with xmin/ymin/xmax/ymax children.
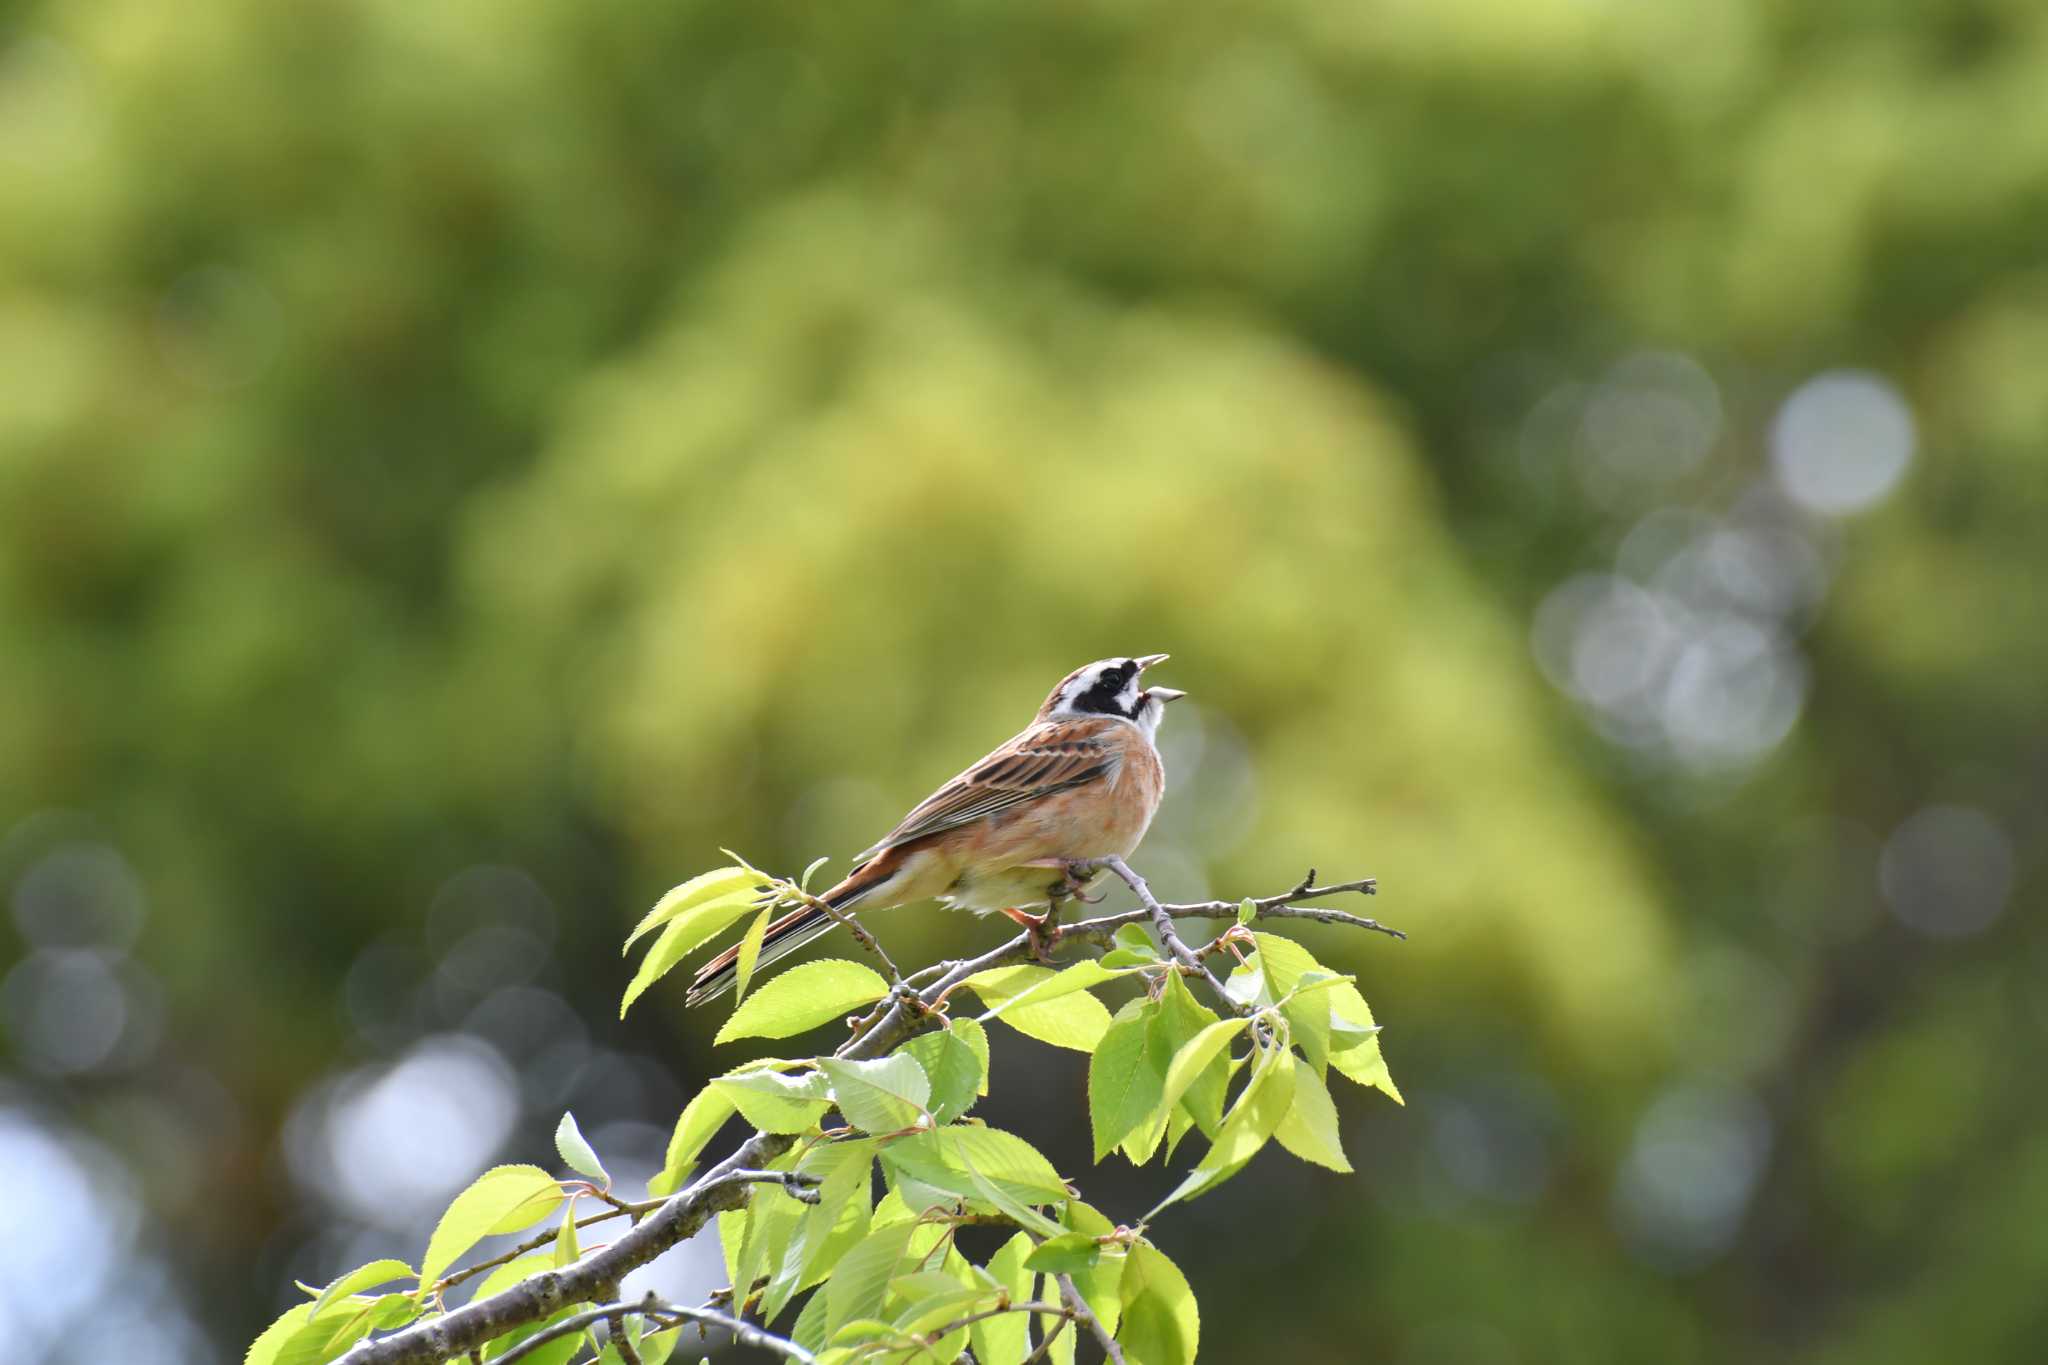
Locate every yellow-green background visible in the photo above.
<box><xmin>2</xmin><ymin>0</ymin><xmax>2042</xmax><ymax>1360</ymax></box>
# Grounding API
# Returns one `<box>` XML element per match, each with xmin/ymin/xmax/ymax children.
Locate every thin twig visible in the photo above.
<box><xmin>1074</xmin><ymin>856</ymin><xmax>1233</xmax><ymax>1004</ymax></box>
<box><xmin>1021</xmin><ymin>1316</ymin><xmax>1071</xmax><ymax>1364</ymax></box>
<box><xmin>435</xmin><ymin>1207</ymin><xmax>632</xmax><ymax>1292</ymax></box>
<box><xmin>913</xmin><ymin>1300</ymin><xmax>1068</xmax><ymax>1346</ymax></box>
<box><xmin>795</xmin><ymin>889</ymin><xmax>903</xmax><ymax>983</ymax></box>
<box><xmin>1056</xmin><ymin>1274</ymin><xmax>1126</xmax><ymax>1365</ymax></box>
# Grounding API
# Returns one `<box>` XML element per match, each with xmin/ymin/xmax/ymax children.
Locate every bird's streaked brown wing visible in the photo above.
<box><xmin>853</xmin><ymin>726</ymin><xmax>1121</xmax><ymax>862</ymax></box>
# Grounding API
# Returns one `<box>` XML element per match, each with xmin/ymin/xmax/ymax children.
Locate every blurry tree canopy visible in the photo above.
<box><xmin>1</xmin><ymin>0</ymin><xmax>2043</xmax><ymax>1361</ymax></box>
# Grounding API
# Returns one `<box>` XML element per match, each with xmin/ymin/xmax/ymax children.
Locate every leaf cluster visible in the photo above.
<box><xmin>251</xmin><ymin>860</ymin><xmax>1399</xmax><ymax>1365</ymax></box>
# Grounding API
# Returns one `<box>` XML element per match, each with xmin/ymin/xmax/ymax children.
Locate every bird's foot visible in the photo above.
<box><xmin>998</xmin><ymin>905</ymin><xmax>1063</xmax><ymax>963</ymax></box>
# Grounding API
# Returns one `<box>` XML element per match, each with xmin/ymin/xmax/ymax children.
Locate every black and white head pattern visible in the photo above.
<box><xmin>1051</xmin><ymin>658</ymin><xmax>1145</xmax><ymax>719</ymax></box>
<box><xmin>1043</xmin><ymin>653</ymin><xmax>1185</xmax><ymax>736</ymax></box>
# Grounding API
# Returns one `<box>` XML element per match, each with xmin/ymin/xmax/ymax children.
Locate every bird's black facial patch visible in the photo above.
<box><xmin>1072</xmin><ymin>660</ymin><xmax>1138</xmax><ymax>717</ymax></box>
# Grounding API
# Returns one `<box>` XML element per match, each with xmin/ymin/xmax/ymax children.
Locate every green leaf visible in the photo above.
<box><xmin>820</xmin><ymin>1054</ymin><xmax>931</xmax><ymax>1133</ymax></box>
<box><xmin>1151</xmin><ymin>975</ymin><xmax>1226</xmax><ymax>1137</ymax></box>
<box><xmin>1148</xmin><ymin>1046</ymin><xmax>1296</xmax><ymax>1216</ymax></box>
<box><xmin>1320</xmin><ymin>973</ymin><xmax>1403</xmax><ymax>1104</ymax></box>
<box><xmin>1116</xmin><ymin>1243</ymin><xmax>1199</xmax><ymax>1365</ymax></box>
<box><xmin>954</xmin><ymin>1015</ymin><xmax>992</xmax><ymax>1095</ymax></box>
<box><xmin>826</xmin><ymin>1219</ymin><xmax>917</xmax><ymax>1338</ymax></box>
<box><xmin>1088</xmin><ymin>999</ymin><xmax>1165</xmax><ymax>1160</ymax></box>
<box><xmin>467</xmin><ymin>1252</ymin><xmax>553</xmax><ymax>1304</ymax></box>
<box><xmin>620</xmin><ymin>889</ymin><xmax>763</xmax><ymax>1017</ymax></box>
<box><xmin>554</xmin><ymin>1111</ymin><xmax>608</xmax><ymax>1185</ymax></box>
<box><xmin>647</xmin><ymin>1087</ymin><xmax>738</xmax><ymax>1196</ymax></box>
<box><xmin>1023</xmin><ymin>1232</ymin><xmax>1101</xmax><ymax>1276</ymax></box>
<box><xmin>789</xmin><ymin>1138</ymin><xmax>877</xmax><ymax>1291</ymax></box>
<box><xmin>1236</xmin><ymin>898</ymin><xmax>1258</xmax><ymax>927</ymax></box>
<box><xmin>1113</xmin><ymin>923</ymin><xmax>1160</xmax><ymax>960</ymax></box>
<box><xmin>972</xmin><ymin>1232</ymin><xmax>1036</xmax><ymax>1365</ymax></box>
<box><xmin>1040</xmin><ymin>1276</ymin><xmax>1077</xmax><ymax>1365</ymax></box>
<box><xmin>596</xmin><ymin>1328</ymin><xmax>678</xmax><ymax>1365</ymax></box>
<box><xmin>1273</xmin><ymin>1058</ymin><xmax>1352</xmax><ymax>1172</ymax></box>
<box><xmin>1059</xmin><ymin>1200</ymin><xmax>1124</xmax><ymax>1337</ymax></box>
<box><xmin>971</xmin><ymin>960</ymin><xmax>1122</xmax><ymax>1020</ymax></box>
<box><xmin>964</xmin><ymin>965</ymin><xmax>1114</xmax><ymax>1051</ymax></box>
<box><xmin>421</xmin><ymin>1165</ymin><xmax>566</xmax><ymax>1285</ymax></box>
<box><xmin>710</xmin><ymin>1068</ymin><xmax>833</xmax><ymax>1133</ymax></box>
<box><xmin>274</xmin><ymin>1312</ymin><xmax>373</xmax><ymax>1365</ymax></box>
<box><xmin>802</xmin><ymin>856</ymin><xmax>832</xmax><ymax>891</ymax></box>
<box><xmin>898</xmin><ymin>1027</ymin><xmax>982</xmax><ymax>1124</ymax></box>
<box><xmin>623</xmin><ymin>867</ymin><xmax>764</xmax><ymax>950</ymax></box>
<box><xmin>482</xmin><ymin>1302</ymin><xmax>590</xmax><ymax>1365</ymax></box>
<box><xmin>246</xmin><ymin>1304</ymin><xmax>316</xmax><ymax>1365</ymax></box>
<box><xmin>553</xmin><ymin>1212</ymin><xmax>578</xmax><ymax>1266</ymax></box>
<box><xmin>714</xmin><ymin>959</ymin><xmax>891</xmax><ymax>1044</ymax></box>
<box><xmin>731</xmin><ymin>906</ymin><xmax>773</xmax><ymax>1005</ymax></box>
<box><xmin>880</xmin><ymin>1125</ymin><xmax>1070</xmax><ymax>1207</ymax></box>
<box><xmin>308</xmin><ymin>1259</ymin><xmax>414</xmax><ymax>1321</ymax></box>
<box><xmin>1157</xmin><ymin>1018</ymin><xmax>1247</xmax><ymax>1130</ymax></box>
<box><xmin>739</xmin><ymin>1174</ymin><xmax>810</xmax><ymax>1323</ymax></box>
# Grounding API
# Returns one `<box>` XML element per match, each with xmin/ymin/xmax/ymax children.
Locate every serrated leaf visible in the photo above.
<box><xmin>881</xmin><ymin>1125</ymin><xmax>1069</xmax><ymax>1206</ymax></box>
<box><xmin>1113</xmin><ymin>923</ymin><xmax>1160</xmax><ymax>959</ymax></box>
<box><xmin>1023</xmin><ymin>1233</ymin><xmax>1101</xmax><ymax>1276</ymax></box>
<box><xmin>308</xmin><ymin>1259</ymin><xmax>414</xmax><ymax>1321</ymax></box>
<box><xmin>1147</xmin><ymin>1046</ymin><xmax>1295</xmax><ymax>1216</ymax></box>
<box><xmin>714</xmin><ymin>959</ymin><xmax>891</xmax><ymax>1044</ymax></box>
<box><xmin>1151</xmin><ymin>974</ymin><xmax>1226</xmax><ymax>1137</ymax></box>
<box><xmin>553</xmin><ymin>1206</ymin><xmax>579</xmax><ymax>1266</ymax></box>
<box><xmin>1059</xmin><ymin>1200</ymin><xmax>1124</xmax><ymax>1337</ymax></box>
<box><xmin>738</xmin><ymin>1173</ymin><xmax>809</xmax><ymax>1323</ymax></box>
<box><xmin>624</xmin><ymin>867</ymin><xmax>764</xmax><ymax>950</ymax></box>
<box><xmin>964</xmin><ymin>966</ymin><xmax>1114</xmax><ymax>1051</ymax></box>
<box><xmin>246</xmin><ymin>1304</ymin><xmax>316</xmax><ymax>1365</ymax></box>
<box><xmin>1273</xmin><ymin>1058</ymin><xmax>1352</xmax><ymax>1172</ymax></box>
<box><xmin>1116</xmin><ymin>1243</ymin><xmax>1199</xmax><ymax>1365</ymax></box>
<box><xmin>790</xmin><ymin>1138</ymin><xmax>877</xmax><ymax>1291</ymax></box>
<box><xmin>953</xmin><ymin>1015</ymin><xmax>992</xmax><ymax>1095</ymax></box>
<box><xmin>820</xmin><ymin>1054</ymin><xmax>931</xmax><ymax>1133</ymax></box>
<box><xmin>274</xmin><ymin>1312</ymin><xmax>373</xmax><ymax>1365</ymax></box>
<box><xmin>970</xmin><ymin>960</ymin><xmax>1122</xmax><ymax>1020</ymax></box>
<box><xmin>898</xmin><ymin>1028</ymin><xmax>982</xmax><ymax>1124</ymax></box>
<box><xmin>421</xmin><ymin>1165</ymin><xmax>565</xmax><ymax>1285</ymax></box>
<box><xmin>554</xmin><ymin>1111</ymin><xmax>608</xmax><ymax>1185</ymax></box>
<box><xmin>1089</xmin><ymin>999</ymin><xmax>1165</xmax><ymax>1160</ymax></box>
<box><xmin>648</xmin><ymin>1087</ymin><xmax>738</xmax><ymax>1197</ymax></box>
<box><xmin>711</xmin><ymin>1068</ymin><xmax>833</xmax><ymax>1133</ymax></box>
<box><xmin>620</xmin><ymin>890</ymin><xmax>763</xmax><ymax>1017</ymax></box>
<box><xmin>1157</xmin><ymin>1018</ymin><xmax>1246</xmax><ymax>1129</ymax></box>
<box><xmin>972</xmin><ymin>1233</ymin><xmax>1036</xmax><ymax>1365</ymax></box>
<box><xmin>467</xmin><ymin>1252</ymin><xmax>553</xmax><ymax>1304</ymax></box>
<box><xmin>730</xmin><ymin>906</ymin><xmax>773</xmax><ymax>1005</ymax></box>
<box><xmin>826</xmin><ymin>1220</ymin><xmax>917</xmax><ymax>1337</ymax></box>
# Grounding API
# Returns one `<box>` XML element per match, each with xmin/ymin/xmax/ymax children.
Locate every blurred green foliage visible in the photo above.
<box><xmin>1</xmin><ymin>0</ymin><xmax>2043</xmax><ymax>1361</ymax></box>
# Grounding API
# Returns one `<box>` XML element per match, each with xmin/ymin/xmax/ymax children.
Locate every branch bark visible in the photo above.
<box><xmin>338</xmin><ymin>866</ymin><xmax>1388</xmax><ymax>1365</ymax></box>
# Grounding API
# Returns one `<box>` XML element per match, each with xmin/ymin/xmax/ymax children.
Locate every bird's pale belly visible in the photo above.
<box><xmin>936</xmin><ymin>769</ymin><xmax>1159</xmax><ymax>914</ymax></box>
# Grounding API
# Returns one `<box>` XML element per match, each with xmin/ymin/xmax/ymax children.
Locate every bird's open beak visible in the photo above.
<box><xmin>1134</xmin><ymin>655</ymin><xmax>1183</xmax><ymax>702</ymax></box>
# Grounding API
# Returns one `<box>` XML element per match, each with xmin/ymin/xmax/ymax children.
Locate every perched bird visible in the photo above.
<box><xmin>686</xmin><ymin>655</ymin><xmax>1185</xmax><ymax>1004</ymax></box>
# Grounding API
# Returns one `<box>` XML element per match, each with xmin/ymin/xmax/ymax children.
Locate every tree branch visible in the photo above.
<box><xmin>1056</xmin><ymin>1274</ymin><xmax>1127</xmax><ymax>1365</ymax></box>
<box><xmin>339</xmin><ymin>863</ymin><xmax>1389</xmax><ymax>1364</ymax></box>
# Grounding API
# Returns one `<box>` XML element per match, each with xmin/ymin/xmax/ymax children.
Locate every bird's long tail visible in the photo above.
<box><xmin>683</xmin><ymin>862</ymin><xmax>889</xmax><ymax>1006</ymax></box>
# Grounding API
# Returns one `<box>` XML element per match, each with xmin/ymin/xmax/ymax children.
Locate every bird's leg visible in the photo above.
<box><xmin>1019</xmin><ymin>858</ymin><xmax>1103</xmax><ymax>904</ymax></box>
<box><xmin>998</xmin><ymin>903</ymin><xmax>1063</xmax><ymax>964</ymax></box>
